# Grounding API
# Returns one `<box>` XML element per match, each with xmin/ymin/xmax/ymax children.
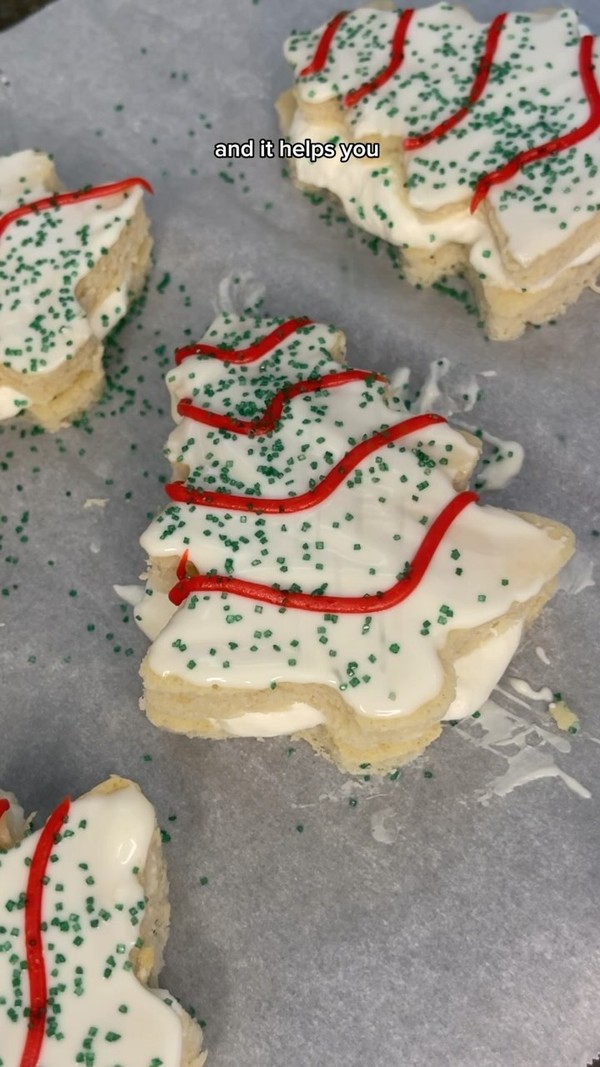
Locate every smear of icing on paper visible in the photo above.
<box><xmin>83</xmin><ymin>497</ymin><xmax>109</xmax><ymax>509</ymax></box>
<box><xmin>370</xmin><ymin>806</ymin><xmax>399</xmax><ymax>844</ymax></box>
<box><xmin>213</xmin><ymin>271</ymin><xmax>266</xmax><ymax>316</ymax></box>
<box><xmin>480</xmin><ymin>741</ymin><xmax>590</xmax><ymax>802</ymax></box>
<box><xmin>454</xmin><ymin>698</ymin><xmax>590</xmax><ymax>804</ymax></box>
<box><xmin>389</xmin><ymin>358</ymin><xmax>480</xmax><ymax>418</ymax></box>
<box><xmin>467</xmin><ymin>428</ymin><xmax>524</xmax><ymax>491</ymax></box>
<box><xmin>556</xmin><ymin>552</ymin><xmax>595</xmax><ymax>595</ymax></box>
<box><xmin>508</xmin><ymin>678</ymin><xmax>554</xmax><ymax>703</ymax></box>
<box><xmin>495</xmin><ymin>684</ymin><xmax>531</xmax><ymax>711</ymax></box>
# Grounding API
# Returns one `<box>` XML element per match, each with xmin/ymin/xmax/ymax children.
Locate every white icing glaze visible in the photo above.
<box><xmin>0</xmin><ymin>149</ymin><xmax>54</xmax><ymax>214</ymax></box>
<box><xmin>0</xmin><ymin>784</ymin><xmax>183</xmax><ymax>1067</ymax></box>
<box><xmin>461</xmin><ymin>425</ymin><xmax>524</xmax><ymax>492</ymax></box>
<box><xmin>211</xmin><ymin>624</ymin><xmax>526</xmax><ymax>731</ymax></box>
<box><xmin>454</xmin><ymin>698</ymin><xmax>591</xmax><ymax>802</ymax></box>
<box><xmin>137</xmin><ymin>312</ymin><xmax>570</xmax><ymax>726</ymax></box>
<box><xmin>136</xmin><ymin>588</ymin><xmax>524</xmax><ymax>727</ymax></box>
<box><xmin>390</xmin><ymin>365</ymin><xmax>525</xmax><ymax>493</ymax></box>
<box><xmin>136</xmin><ymin>586</ymin><xmax>177</xmax><ymax>641</ymax></box>
<box><xmin>479</xmin><ymin>726</ymin><xmax>591</xmax><ymax>801</ymax></box>
<box><xmin>288</xmin><ymin>107</ymin><xmax>483</xmax><ymax>253</ymax></box>
<box><xmin>161</xmin><ymin>316</ymin><xmax>478</xmax><ymax>481</ymax></box>
<box><xmin>90</xmin><ymin>281</ymin><xmax>132</xmax><ymax>340</ymax></box>
<box><xmin>288</xmin><ymin>110</ymin><xmax>600</xmax><ymax>295</ymax></box>
<box><xmin>390</xmin><ymin>358</ymin><xmax>481</xmax><ymax>419</ymax></box>
<box><xmin>114</xmin><ymin>583</ymin><xmax>145</xmax><ymax>607</ymax></box>
<box><xmin>287</xmin><ymin>4</ymin><xmax>481</xmax><ymax>124</ymax></box>
<box><xmin>495</xmin><ymin>684</ymin><xmax>531</xmax><ymax>711</ymax></box>
<box><xmin>285</xmin><ymin>5</ymin><xmax>600</xmax><ymax>277</ymax></box>
<box><xmin>413</xmin><ymin>358</ymin><xmax>452</xmax><ymax>415</ymax></box>
<box><xmin>443</xmin><ymin>620</ymin><xmax>523</xmax><ymax>720</ymax></box>
<box><xmin>0</xmin><ymin>385</ymin><xmax>29</xmax><ymax>418</ymax></box>
<box><xmin>0</xmin><ymin>151</ymin><xmax>144</xmax><ymax>421</ymax></box>
<box><xmin>212</xmin><ymin>702</ymin><xmax>326</xmax><ymax>736</ymax></box>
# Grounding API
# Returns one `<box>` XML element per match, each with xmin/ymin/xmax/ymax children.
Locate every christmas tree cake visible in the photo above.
<box><xmin>0</xmin><ymin>150</ymin><xmax>152</xmax><ymax>428</ymax></box>
<box><xmin>134</xmin><ymin>312</ymin><xmax>573</xmax><ymax>774</ymax></box>
<box><xmin>278</xmin><ymin>5</ymin><xmax>600</xmax><ymax>339</ymax></box>
<box><xmin>0</xmin><ymin>777</ymin><xmax>205</xmax><ymax>1067</ymax></box>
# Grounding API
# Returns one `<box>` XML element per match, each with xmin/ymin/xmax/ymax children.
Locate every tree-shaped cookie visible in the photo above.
<box><xmin>134</xmin><ymin>312</ymin><xmax>573</xmax><ymax>773</ymax></box>
<box><xmin>279</xmin><ymin>5</ymin><xmax>600</xmax><ymax>339</ymax></box>
<box><xmin>0</xmin><ymin>778</ymin><xmax>204</xmax><ymax>1067</ymax></box>
<box><xmin>0</xmin><ymin>150</ymin><xmax>152</xmax><ymax>428</ymax></box>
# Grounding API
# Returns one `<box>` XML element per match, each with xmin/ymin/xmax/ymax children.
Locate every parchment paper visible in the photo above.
<box><xmin>1</xmin><ymin>2</ymin><xmax>599</xmax><ymax>1065</ymax></box>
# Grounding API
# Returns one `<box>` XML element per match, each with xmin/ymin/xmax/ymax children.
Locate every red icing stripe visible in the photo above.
<box><xmin>20</xmin><ymin>796</ymin><xmax>71</xmax><ymax>1067</ymax></box>
<box><xmin>177</xmin><ymin>549</ymin><xmax>190</xmax><ymax>582</ymax></box>
<box><xmin>174</xmin><ymin>317</ymin><xmax>313</xmax><ymax>366</ymax></box>
<box><xmin>404</xmin><ymin>13</ymin><xmax>506</xmax><ymax>151</ymax></box>
<box><xmin>471</xmin><ymin>33</ymin><xmax>600</xmax><ymax>212</ymax></box>
<box><xmin>345</xmin><ymin>8</ymin><xmax>414</xmax><ymax>109</ymax></box>
<box><xmin>0</xmin><ymin>178</ymin><xmax>153</xmax><ymax>242</ymax></box>
<box><xmin>169</xmin><ymin>491</ymin><xmax>477</xmax><ymax>611</ymax></box>
<box><xmin>299</xmin><ymin>10</ymin><xmax>348</xmax><ymax>77</ymax></box>
<box><xmin>166</xmin><ymin>412</ymin><xmax>446</xmax><ymax>514</ymax></box>
<box><xmin>177</xmin><ymin>368</ymin><xmax>386</xmax><ymax>436</ymax></box>
<box><xmin>0</xmin><ymin>798</ymin><xmax>9</xmax><ymax>818</ymax></box>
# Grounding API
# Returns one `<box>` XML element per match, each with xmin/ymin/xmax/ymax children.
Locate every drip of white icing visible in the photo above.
<box><xmin>114</xmin><ymin>583</ymin><xmax>145</xmax><ymax>608</ymax></box>
<box><xmin>557</xmin><ymin>552</ymin><xmax>595</xmax><ymax>595</ymax></box>
<box><xmin>0</xmin><ymin>148</ymin><xmax>54</xmax><ymax>212</ymax></box>
<box><xmin>461</xmin><ymin>425</ymin><xmax>524</xmax><ymax>492</ymax></box>
<box><xmin>509</xmin><ymin>677</ymin><xmax>555</xmax><ymax>703</ymax></box>
<box><xmin>0</xmin><ymin>385</ymin><xmax>29</xmax><ymax>418</ymax></box>
<box><xmin>535</xmin><ymin>646</ymin><xmax>551</xmax><ymax>666</ymax></box>
<box><xmin>455</xmin><ymin>698</ymin><xmax>590</xmax><ymax>803</ymax></box>
<box><xmin>212</xmin><ymin>702</ymin><xmax>326</xmax><ymax>737</ymax></box>
<box><xmin>135</xmin><ymin>588</ymin><xmax>176</xmax><ymax>642</ymax></box>
<box><xmin>416</xmin><ymin>358</ymin><xmax>451</xmax><ymax>413</ymax></box>
<box><xmin>443</xmin><ymin>621</ymin><xmax>523</xmax><ymax>720</ymax></box>
<box><xmin>494</xmin><ymin>685</ymin><xmax>532</xmax><ymax>711</ymax></box>
<box><xmin>481</xmin><ymin>742</ymin><xmax>591</xmax><ymax>802</ymax></box>
<box><xmin>390</xmin><ymin>359</ymin><xmax>481</xmax><ymax>418</ymax></box>
<box><xmin>388</xmin><ymin>366</ymin><xmax>411</xmax><ymax>403</ymax></box>
<box><xmin>90</xmin><ymin>282</ymin><xmax>131</xmax><ymax>340</ymax></box>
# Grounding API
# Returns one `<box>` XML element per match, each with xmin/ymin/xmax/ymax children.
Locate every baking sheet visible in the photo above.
<box><xmin>1</xmin><ymin>1</ymin><xmax>599</xmax><ymax>1064</ymax></box>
